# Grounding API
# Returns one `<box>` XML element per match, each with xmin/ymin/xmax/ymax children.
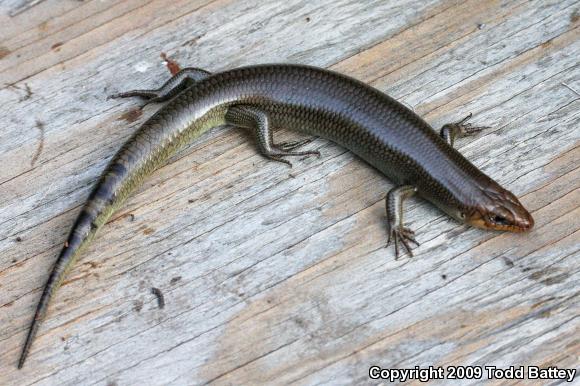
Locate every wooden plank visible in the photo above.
<box><xmin>1</xmin><ymin>0</ymin><xmax>578</xmax><ymax>384</ymax></box>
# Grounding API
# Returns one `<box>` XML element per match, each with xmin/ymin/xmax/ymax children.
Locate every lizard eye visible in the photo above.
<box><xmin>492</xmin><ymin>215</ymin><xmax>509</xmax><ymax>225</ymax></box>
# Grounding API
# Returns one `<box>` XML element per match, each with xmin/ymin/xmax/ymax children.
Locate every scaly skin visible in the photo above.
<box><xmin>18</xmin><ymin>64</ymin><xmax>533</xmax><ymax>368</ymax></box>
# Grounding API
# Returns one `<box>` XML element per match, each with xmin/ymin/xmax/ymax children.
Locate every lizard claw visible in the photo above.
<box><xmin>454</xmin><ymin>113</ymin><xmax>490</xmax><ymax>136</ymax></box>
<box><xmin>267</xmin><ymin>149</ymin><xmax>320</xmax><ymax>167</ymax></box>
<box><xmin>268</xmin><ymin>155</ymin><xmax>293</xmax><ymax>167</ymax></box>
<box><xmin>386</xmin><ymin>225</ymin><xmax>419</xmax><ymax>259</ymax></box>
<box><xmin>108</xmin><ymin>91</ymin><xmax>135</xmax><ymax>100</ymax></box>
<box><xmin>276</xmin><ymin>137</ymin><xmax>318</xmax><ymax>151</ymax></box>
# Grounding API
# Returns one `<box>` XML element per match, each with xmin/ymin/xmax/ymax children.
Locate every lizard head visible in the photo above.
<box><xmin>462</xmin><ymin>185</ymin><xmax>534</xmax><ymax>232</ymax></box>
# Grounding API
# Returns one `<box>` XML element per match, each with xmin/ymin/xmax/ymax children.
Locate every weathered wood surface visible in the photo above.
<box><xmin>1</xmin><ymin>0</ymin><xmax>579</xmax><ymax>384</ymax></box>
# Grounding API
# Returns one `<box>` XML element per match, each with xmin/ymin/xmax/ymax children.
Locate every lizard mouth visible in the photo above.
<box><xmin>467</xmin><ymin>212</ymin><xmax>533</xmax><ymax>232</ymax></box>
<box><xmin>466</xmin><ymin>199</ymin><xmax>534</xmax><ymax>233</ymax></box>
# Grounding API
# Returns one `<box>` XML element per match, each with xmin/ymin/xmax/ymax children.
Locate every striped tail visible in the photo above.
<box><xmin>18</xmin><ymin>197</ymin><xmax>102</xmax><ymax>368</ymax></box>
<box><xmin>18</xmin><ymin>148</ymin><xmax>134</xmax><ymax>368</ymax></box>
<box><xmin>17</xmin><ymin>97</ymin><xmax>208</xmax><ymax>367</ymax></box>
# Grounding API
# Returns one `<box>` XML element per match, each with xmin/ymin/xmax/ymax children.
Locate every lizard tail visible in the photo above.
<box><xmin>18</xmin><ymin>209</ymin><xmax>96</xmax><ymax>369</ymax></box>
<box><xmin>18</xmin><ymin>154</ymin><xmax>132</xmax><ymax>368</ymax></box>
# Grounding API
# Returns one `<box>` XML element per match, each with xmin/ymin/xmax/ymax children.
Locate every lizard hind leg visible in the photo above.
<box><xmin>109</xmin><ymin>67</ymin><xmax>212</xmax><ymax>106</ymax></box>
<box><xmin>225</xmin><ymin>105</ymin><xmax>320</xmax><ymax>167</ymax></box>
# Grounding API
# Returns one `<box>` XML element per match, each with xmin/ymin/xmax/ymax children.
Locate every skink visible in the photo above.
<box><xmin>18</xmin><ymin>63</ymin><xmax>533</xmax><ymax>368</ymax></box>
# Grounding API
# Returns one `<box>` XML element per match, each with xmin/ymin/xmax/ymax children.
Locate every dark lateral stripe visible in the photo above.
<box><xmin>89</xmin><ymin>162</ymin><xmax>127</xmax><ymax>201</ymax></box>
<box><xmin>108</xmin><ymin>161</ymin><xmax>128</xmax><ymax>176</ymax></box>
<box><xmin>90</xmin><ymin>180</ymin><xmax>114</xmax><ymax>201</ymax></box>
<box><xmin>73</xmin><ymin>208</ymin><xmax>93</xmax><ymax>229</ymax></box>
<box><xmin>65</xmin><ymin>209</ymin><xmax>92</xmax><ymax>250</ymax></box>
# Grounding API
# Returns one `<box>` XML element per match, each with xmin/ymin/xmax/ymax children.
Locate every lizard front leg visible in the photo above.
<box><xmin>386</xmin><ymin>185</ymin><xmax>419</xmax><ymax>259</ymax></box>
<box><xmin>440</xmin><ymin>113</ymin><xmax>490</xmax><ymax>147</ymax></box>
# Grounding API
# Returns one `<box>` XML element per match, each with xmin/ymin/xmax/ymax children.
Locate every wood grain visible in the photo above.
<box><xmin>1</xmin><ymin>0</ymin><xmax>578</xmax><ymax>385</ymax></box>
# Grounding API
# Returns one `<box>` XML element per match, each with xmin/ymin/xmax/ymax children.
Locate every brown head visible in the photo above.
<box><xmin>462</xmin><ymin>184</ymin><xmax>534</xmax><ymax>232</ymax></box>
